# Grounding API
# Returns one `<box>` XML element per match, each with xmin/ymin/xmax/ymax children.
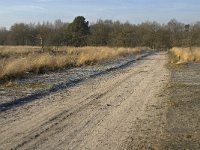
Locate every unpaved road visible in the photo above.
<box><xmin>0</xmin><ymin>52</ymin><xmax>169</xmax><ymax>150</ymax></box>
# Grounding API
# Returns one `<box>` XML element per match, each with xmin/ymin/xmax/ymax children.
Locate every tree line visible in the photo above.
<box><xmin>0</xmin><ymin>16</ymin><xmax>200</xmax><ymax>49</ymax></box>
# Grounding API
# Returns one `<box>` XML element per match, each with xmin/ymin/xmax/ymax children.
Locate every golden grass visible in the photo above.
<box><xmin>0</xmin><ymin>54</ymin><xmax>75</xmax><ymax>78</ymax></box>
<box><xmin>0</xmin><ymin>46</ymin><xmax>40</xmax><ymax>56</ymax></box>
<box><xmin>170</xmin><ymin>47</ymin><xmax>200</xmax><ymax>63</ymax></box>
<box><xmin>75</xmin><ymin>47</ymin><xmax>144</xmax><ymax>65</ymax></box>
<box><xmin>0</xmin><ymin>46</ymin><xmax>151</xmax><ymax>80</ymax></box>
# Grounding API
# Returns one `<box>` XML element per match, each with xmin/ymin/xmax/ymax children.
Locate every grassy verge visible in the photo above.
<box><xmin>161</xmin><ymin>52</ymin><xmax>200</xmax><ymax>149</ymax></box>
<box><xmin>170</xmin><ymin>47</ymin><xmax>200</xmax><ymax>64</ymax></box>
<box><xmin>0</xmin><ymin>46</ymin><xmax>151</xmax><ymax>81</ymax></box>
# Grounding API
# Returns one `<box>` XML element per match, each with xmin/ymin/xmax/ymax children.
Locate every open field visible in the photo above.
<box><xmin>170</xmin><ymin>47</ymin><xmax>200</xmax><ymax>63</ymax></box>
<box><xmin>0</xmin><ymin>46</ymin><xmax>151</xmax><ymax>81</ymax></box>
<box><xmin>0</xmin><ymin>0</ymin><xmax>200</xmax><ymax>149</ymax></box>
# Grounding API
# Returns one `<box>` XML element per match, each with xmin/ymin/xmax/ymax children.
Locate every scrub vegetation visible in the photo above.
<box><xmin>0</xmin><ymin>16</ymin><xmax>200</xmax><ymax>81</ymax></box>
<box><xmin>170</xmin><ymin>47</ymin><xmax>200</xmax><ymax>63</ymax></box>
<box><xmin>0</xmin><ymin>46</ymin><xmax>149</xmax><ymax>81</ymax></box>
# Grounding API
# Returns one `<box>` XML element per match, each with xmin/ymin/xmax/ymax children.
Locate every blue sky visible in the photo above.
<box><xmin>0</xmin><ymin>0</ymin><xmax>200</xmax><ymax>29</ymax></box>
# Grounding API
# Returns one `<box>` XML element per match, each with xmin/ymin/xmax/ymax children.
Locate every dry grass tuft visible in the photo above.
<box><xmin>170</xmin><ymin>47</ymin><xmax>200</xmax><ymax>64</ymax></box>
<box><xmin>0</xmin><ymin>54</ymin><xmax>75</xmax><ymax>78</ymax></box>
<box><xmin>0</xmin><ymin>46</ymin><xmax>40</xmax><ymax>56</ymax></box>
<box><xmin>0</xmin><ymin>46</ymin><xmax>151</xmax><ymax>80</ymax></box>
<box><xmin>75</xmin><ymin>47</ymin><xmax>142</xmax><ymax>65</ymax></box>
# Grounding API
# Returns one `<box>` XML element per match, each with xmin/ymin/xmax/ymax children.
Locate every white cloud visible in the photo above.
<box><xmin>8</xmin><ymin>5</ymin><xmax>47</xmax><ymax>12</ymax></box>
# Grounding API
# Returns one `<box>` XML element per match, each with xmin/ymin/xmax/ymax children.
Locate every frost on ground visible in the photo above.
<box><xmin>0</xmin><ymin>52</ymin><xmax>150</xmax><ymax>108</ymax></box>
<box><xmin>0</xmin><ymin>52</ymin><xmax>168</xmax><ymax>150</ymax></box>
<box><xmin>0</xmin><ymin>51</ymin><xmax>199</xmax><ymax>150</ymax></box>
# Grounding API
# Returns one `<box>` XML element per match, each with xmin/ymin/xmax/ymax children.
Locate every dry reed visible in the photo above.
<box><xmin>0</xmin><ymin>46</ymin><xmax>151</xmax><ymax>80</ymax></box>
<box><xmin>0</xmin><ymin>46</ymin><xmax>40</xmax><ymax>56</ymax></box>
<box><xmin>170</xmin><ymin>47</ymin><xmax>200</xmax><ymax>63</ymax></box>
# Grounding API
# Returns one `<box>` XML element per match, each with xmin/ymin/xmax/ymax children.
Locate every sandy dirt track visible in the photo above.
<box><xmin>0</xmin><ymin>52</ymin><xmax>169</xmax><ymax>150</ymax></box>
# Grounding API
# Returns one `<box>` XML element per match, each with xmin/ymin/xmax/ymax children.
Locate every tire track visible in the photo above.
<box><xmin>0</xmin><ymin>52</ymin><xmax>167</xmax><ymax>150</ymax></box>
<box><xmin>0</xmin><ymin>52</ymin><xmax>152</xmax><ymax>112</ymax></box>
<box><xmin>8</xmin><ymin>65</ymin><xmax>150</xmax><ymax>150</ymax></box>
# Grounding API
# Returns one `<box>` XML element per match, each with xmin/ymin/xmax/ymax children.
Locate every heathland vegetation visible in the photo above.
<box><xmin>0</xmin><ymin>16</ymin><xmax>200</xmax><ymax>81</ymax></box>
<box><xmin>170</xmin><ymin>47</ymin><xmax>200</xmax><ymax>63</ymax></box>
<box><xmin>0</xmin><ymin>46</ymin><xmax>148</xmax><ymax>81</ymax></box>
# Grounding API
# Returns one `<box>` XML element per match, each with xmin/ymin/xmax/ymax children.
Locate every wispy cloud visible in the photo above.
<box><xmin>8</xmin><ymin>5</ymin><xmax>47</xmax><ymax>12</ymax></box>
<box><xmin>0</xmin><ymin>0</ymin><xmax>199</xmax><ymax>28</ymax></box>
